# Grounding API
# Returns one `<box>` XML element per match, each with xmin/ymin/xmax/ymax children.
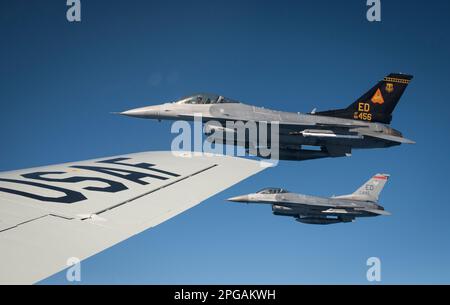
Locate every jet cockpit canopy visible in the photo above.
<box><xmin>176</xmin><ymin>93</ymin><xmax>239</xmax><ymax>105</ymax></box>
<box><xmin>256</xmin><ymin>187</ymin><xmax>289</xmax><ymax>194</ymax></box>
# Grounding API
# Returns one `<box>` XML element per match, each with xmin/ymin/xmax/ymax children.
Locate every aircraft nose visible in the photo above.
<box><xmin>120</xmin><ymin>106</ymin><xmax>160</xmax><ymax>118</ymax></box>
<box><xmin>227</xmin><ymin>195</ymin><xmax>250</xmax><ymax>203</ymax></box>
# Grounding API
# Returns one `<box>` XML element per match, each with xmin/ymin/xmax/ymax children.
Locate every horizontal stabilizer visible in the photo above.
<box><xmin>358</xmin><ymin>129</ymin><xmax>415</xmax><ymax>144</ymax></box>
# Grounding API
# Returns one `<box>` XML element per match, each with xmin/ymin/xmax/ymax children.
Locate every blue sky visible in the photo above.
<box><xmin>1</xmin><ymin>0</ymin><xmax>449</xmax><ymax>284</ymax></box>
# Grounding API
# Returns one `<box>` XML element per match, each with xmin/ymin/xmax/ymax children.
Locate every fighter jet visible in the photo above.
<box><xmin>121</xmin><ymin>73</ymin><xmax>414</xmax><ymax>161</ymax></box>
<box><xmin>228</xmin><ymin>174</ymin><xmax>391</xmax><ymax>225</ymax></box>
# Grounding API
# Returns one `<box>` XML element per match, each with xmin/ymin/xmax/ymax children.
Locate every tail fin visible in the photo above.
<box><xmin>333</xmin><ymin>174</ymin><xmax>390</xmax><ymax>202</ymax></box>
<box><xmin>316</xmin><ymin>73</ymin><xmax>413</xmax><ymax>124</ymax></box>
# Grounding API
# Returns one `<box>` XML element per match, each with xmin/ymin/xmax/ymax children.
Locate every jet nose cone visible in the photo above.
<box><xmin>120</xmin><ymin>106</ymin><xmax>160</xmax><ymax>118</ymax></box>
<box><xmin>227</xmin><ymin>195</ymin><xmax>250</xmax><ymax>203</ymax></box>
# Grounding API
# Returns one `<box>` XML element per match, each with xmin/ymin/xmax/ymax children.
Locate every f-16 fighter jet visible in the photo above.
<box><xmin>121</xmin><ymin>73</ymin><xmax>414</xmax><ymax>161</ymax></box>
<box><xmin>228</xmin><ymin>174</ymin><xmax>391</xmax><ymax>225</ymax></box>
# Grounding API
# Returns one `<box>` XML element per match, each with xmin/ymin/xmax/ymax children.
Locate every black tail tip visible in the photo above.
<box><xmin>386</xmin><ymin>73</ymin><xmax>414</xmax><ymax>81</ymax></box>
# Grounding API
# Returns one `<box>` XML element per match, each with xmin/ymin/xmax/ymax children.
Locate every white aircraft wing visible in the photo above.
<box><xmin>0</xmin><ymin>151</ymin><xmax>266</xmax><ymax>284</ymax></box>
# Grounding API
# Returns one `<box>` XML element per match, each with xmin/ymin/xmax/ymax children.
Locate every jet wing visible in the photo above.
<box><xmin>183</xmin><ymin>114</ymin><xmax>369</xmax><ymax>130</ymax></box>
<box><xmin>280</xmin><ymin>199</ymin><xmax>368</xmax><ymax>211</ymax></box>
<box><xmin>312</xmin><ymin>122</ymin><xmax>369</xmax><ymax>129</ymax></box>
<box><xmin>278</xmin><ymin>200</ymin><xmax>338</xmax><ymax>209</ymax></box>
<box><xmin>274</xmin><ymin>120</ymin><xmax>368</xmax><ymax>130</ymax></box>
<box><xmin>0</xmin><ymin>151</ymin><xmax>265</xmax><ymax>284</ymax></box>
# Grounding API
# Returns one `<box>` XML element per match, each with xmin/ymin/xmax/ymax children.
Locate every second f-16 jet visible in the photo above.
<box><xmin>228</xmin><ymin>174</ymin><xmax>391</xmax><ymax>225</ymax></box>
<box><xmin>121</xmin><ymin>73</ymin><xmax>414</xmax><ymax>161</ymax></box>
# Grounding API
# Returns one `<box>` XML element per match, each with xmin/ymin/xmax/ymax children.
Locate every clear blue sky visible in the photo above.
<box><xmin>1</xmin><ymin>0</ymin><xmax>449</xmax><ymax>284</ymax></box>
